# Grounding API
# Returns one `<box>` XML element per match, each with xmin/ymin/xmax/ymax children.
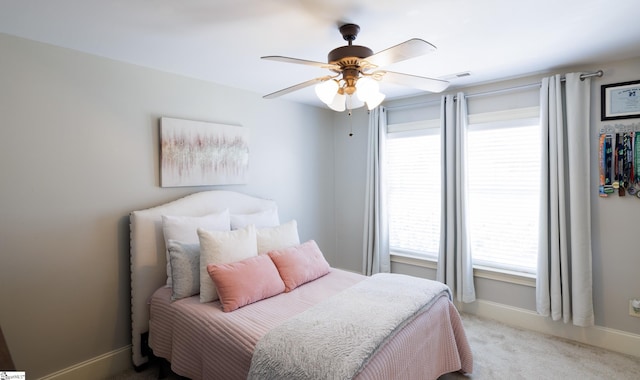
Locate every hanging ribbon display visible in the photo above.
<box><xmin>599</xmin><ymin>123</ymin><xmax>640</xmax><ymax>199</ymax></box>
<box><xmin>599</xmin><ymin>134</ymin><xmax>613</xmax><ymax>197</ymax></box>
<box><xmin>635</xmin><ymin>132</ymin><xmax>640</xmax><ymax>198</ymax></box>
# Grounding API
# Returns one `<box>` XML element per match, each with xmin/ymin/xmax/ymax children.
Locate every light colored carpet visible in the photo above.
<box><xmin>441</xmin><ymin>313</ymin><xmax>640</xmax><ymax>380</ymax></box>
<box><xmin>110</xmin><ymin>313</ymin><xmax>640</xmax><ymax>380</ymax></box>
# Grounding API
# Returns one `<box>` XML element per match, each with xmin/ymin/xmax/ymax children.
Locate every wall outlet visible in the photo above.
<box><xmin>630</xmin><ymin>300</ymin><xmax>640</xmax><ymax>318</ymax></box>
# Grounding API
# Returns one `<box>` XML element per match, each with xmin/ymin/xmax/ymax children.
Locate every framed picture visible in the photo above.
<box><xmin>601</xmin><ymin>80</ymin><xmax>640</xmax><ymax>120</ymax></box>
<box><xmin>160</xmin><ymin>117</ymin><xmax>249</xmax><ymax>187</ymax></box>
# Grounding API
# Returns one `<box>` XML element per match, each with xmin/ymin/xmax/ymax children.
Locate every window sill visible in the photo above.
<box><xmin>390</xmin><ymin>253</ymin><xmax>536</xmax><ymax>288</ymax></box>
<box><xmin>390</xmin><ymin>252</ymin><xmax>438</xmax><ymax>269</ymax></box>
<box><xmin>473</xmin><ymin>265</ymin><xmax>536</xmax><ymax>287</ymax></box>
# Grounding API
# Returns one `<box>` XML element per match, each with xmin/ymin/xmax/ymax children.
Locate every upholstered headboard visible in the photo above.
<box><xmin>129</xmin><ymin>190</ymin><xmax>277</xmax><ymax>368</ymax></box>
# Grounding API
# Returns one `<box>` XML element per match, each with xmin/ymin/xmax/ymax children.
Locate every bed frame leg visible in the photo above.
<box><xmin>157</xmin><ymin>357</ymin><xmax>171</xmax><ymax>379</ymax></box>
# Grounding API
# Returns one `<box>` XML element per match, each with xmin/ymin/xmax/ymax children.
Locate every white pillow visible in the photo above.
<box><xmin>162</xmin><ymin>210</ymin><xmax>230</xmax><ymax>286</ymax></box>
<box><xmin>198</xmin><ymin>224</ymin><xmax>258</xmax><ymax>303</ymax></box>
<box><xmin>256</xmin><ymin>220</ymin><xmax>300</xmax><ymax>255</ymax></box>
<box><xmin>230</xmin><ymin>208</ymin><xmax>279</xmax><ymax>230</ymax></box>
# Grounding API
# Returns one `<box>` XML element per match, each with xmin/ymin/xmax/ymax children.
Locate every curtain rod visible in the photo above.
<box><xmin>464</xmin><ymin>69</ymin><xmax>604</xmax><ymax>100</ymax></box>
<box><xmin>386</xmin><ymin>70</ymin><xmax>603</xmax><ymax>110</ymax></box>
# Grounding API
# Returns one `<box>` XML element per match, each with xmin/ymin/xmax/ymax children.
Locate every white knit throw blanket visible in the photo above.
<box><xmin>247</xmin><ymin>273</ymin><xmax>451</xmax><ymax>380</ymax></box>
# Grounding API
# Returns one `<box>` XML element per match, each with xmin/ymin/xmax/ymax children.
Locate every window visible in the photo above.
<box><xmin>386</xmin><ymin>121</ymin><xmax>440</xmax><ymax>259</ymax></box>
<box><xmin>466</xmin><ymin>117</ymin><xmax>541</xmax><ymax>274</ymax></box>
<box><xmin>386</xmin><ymin>107</ymin><xmax>541</xmax><ymax>275</ymax></box>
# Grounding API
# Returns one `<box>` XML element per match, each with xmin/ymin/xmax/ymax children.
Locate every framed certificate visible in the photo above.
<box><xmin>601</xmin><ymin>80</ymin><xmax>640</xmax><ymax>120</ymax></box>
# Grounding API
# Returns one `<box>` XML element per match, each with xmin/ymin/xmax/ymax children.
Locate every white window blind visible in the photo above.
<box><xmin>466</xmin><ymin>117</ymin><xmax>541</xmax><ymax>273</ymax></box>
<box><xmin>386</xmin><ymin>111</ymin><xmax>540</xmax><ymax>275</ymax></box>
<box><xmin>386</xmin><ymin>122</ymin><xmax>440</xmax><ymax>259</ymax></box>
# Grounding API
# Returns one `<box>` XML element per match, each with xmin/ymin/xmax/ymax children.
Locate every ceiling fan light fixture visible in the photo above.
<box><xmin>328</xmin><ymin>92</ymin><xmax>346</xmax><ymax>112</ymax></box>
<box><xmin>346</xmin><ymin>94</ymin><xmax>365</xmax><ymax>110</ymax></box>
<box><xmin>365</xmin><ymin>91</ymin><xmax>385</xmax><ymax>110</ymax></box>
<box><xmin>355</xmin><ymin>76</ymin><xmax>379</xmax><ymax>102</ymax></box>
<box><xmin>315</xmin><ymin>79</ymin><xmax>339</xmax><ymax>105</ymax></box>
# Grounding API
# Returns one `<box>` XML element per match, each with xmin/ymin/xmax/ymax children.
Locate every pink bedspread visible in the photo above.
<box><xmin>149</xmin><ymin>269</ymin><xmax>473</xmax><ymax>380</ymax></box>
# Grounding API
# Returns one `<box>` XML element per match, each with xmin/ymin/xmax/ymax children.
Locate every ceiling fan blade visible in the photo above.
<box><xmin>261</xmin><ymin>56</ymin><xmax>340</xmax><ymax>70</ymax></box>
<box><xmin>379</xmin><ymin>71</ymin><xmax>450</xmax><ymax>93</ymax></box>
<box><xmin>365</xmin><ymin>39</ymin><xmax>436</xmax><ymax>68</ymax></box>
<box><xmin>263</xmin><ymin>76</ymin><xmax>331</xmax><ymax>99</ymax></box>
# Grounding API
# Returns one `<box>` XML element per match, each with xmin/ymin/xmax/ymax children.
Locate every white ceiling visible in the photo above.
<box><xmin>1</xmin><ymin>0</ymin><xmax>639</xmax><ymax>107</ymax></box>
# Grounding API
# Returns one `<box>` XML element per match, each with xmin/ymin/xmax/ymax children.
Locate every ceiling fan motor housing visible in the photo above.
<box><xmin>328</xmin><ymin>24</ymin><xmax>374</xmax><ymax>94</ymax></box>
<box><xmin>328</xmin><ymin>45</ymin><xmax>373</xmax><ymax>65</ymax></box>
<box><xmin>328</xmin><ymin>23</ymin><xmax>373</xmax><ymax>66</ymax></box>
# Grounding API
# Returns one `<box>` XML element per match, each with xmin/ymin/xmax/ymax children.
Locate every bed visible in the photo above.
<box><xmin>130</xmin><ymin>190</ymin><xmax>473</xmax><ymax>379</ymax></box>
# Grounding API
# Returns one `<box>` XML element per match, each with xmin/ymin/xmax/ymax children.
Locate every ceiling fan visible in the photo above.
<box><xmin>262</xmin><ymin>23</ymin><xmax>450</xmax><ymax>111</ymax></box>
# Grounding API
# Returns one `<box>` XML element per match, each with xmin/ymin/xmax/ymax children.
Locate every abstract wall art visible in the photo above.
<box><xmin>160</xmin><ymin>117</ymin><xmax>249</xmax><ymax>187</ymax></box>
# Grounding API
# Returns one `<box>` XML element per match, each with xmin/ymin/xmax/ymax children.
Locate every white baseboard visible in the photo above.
<box><xmin>38</xmin><ymin>345</ymin><xmax>131</xmax><ymax>380</ymax></box>
<box><xmin>458</xmin><ymin>299</ymin><xmax>640</xmax><ymax>359</ymax></box>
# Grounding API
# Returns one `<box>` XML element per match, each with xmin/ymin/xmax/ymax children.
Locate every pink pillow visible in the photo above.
<box><xmin>268</xmin><ymin>240</ymin><xmax>331</xmax><ymax>292</ymax></box>
<box><xmin>207</xmin><ymin>254</ymin><xmax>285</xmax><ymax>312</ymax></box>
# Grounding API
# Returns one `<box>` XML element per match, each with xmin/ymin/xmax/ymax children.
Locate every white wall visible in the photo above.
<box><xmin>332</xmin><ymin>109</ymin><xmax>370</xmax><ymax>272</ymax></box>
<box><xmin>332</xmin><ymin>57</ymin><xmax>640</xmax><ymax>339</ymax></box>
<box><xmin>0</xmin><ymin>33</ymin><xmax>336</xmax><ymax>378</ymax></box>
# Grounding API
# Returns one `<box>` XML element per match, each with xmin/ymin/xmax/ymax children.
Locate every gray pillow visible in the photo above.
<box><xmin>168</xmin><ymin>240</ymin><xmax>200</xmax><ymax>301</ymax></box>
